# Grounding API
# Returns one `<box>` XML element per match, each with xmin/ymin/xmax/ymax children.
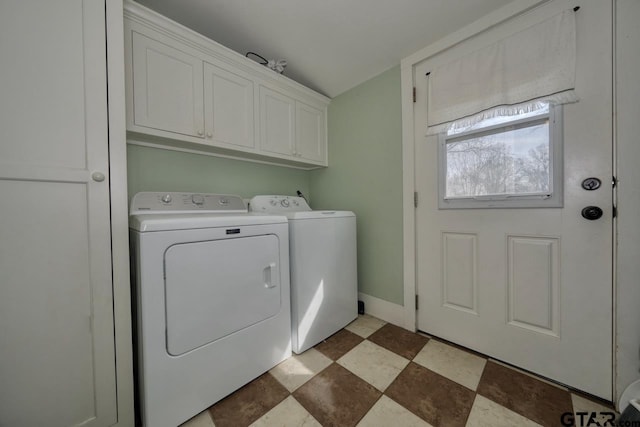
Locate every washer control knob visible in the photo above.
<box><xmin>280</xmin><ymin>199</ymin><xmax>290</xmax><ymax>208</ymax></box>
<box><xmin>269</xmin><ymin>199</ymin><xmax>278</xmax><ymax>206</ymax></box>
<box><xmin>161</xmin><ymin>194</ymin><xmax>172</xmax><ymax>204</ymax></box>
<box><xmin>192</xmin><ymin>195</ymin><xmax>204</xmax><ymax>206</ymax></box>
<box><xmin>292</xmin><ymin>199</ymin><xmax>299</xmax><ymax>206</ymax></box>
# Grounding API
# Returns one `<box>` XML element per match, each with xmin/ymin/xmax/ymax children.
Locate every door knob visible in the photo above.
<box><xmin>581</xmin><ymin>206</ymin><xmax>603</xmax><ymax>220</ymax></box>
<box><xmin>91</xmin><ymin>172</ymin><xmax>105</xmax><ymax>182</ymax></box>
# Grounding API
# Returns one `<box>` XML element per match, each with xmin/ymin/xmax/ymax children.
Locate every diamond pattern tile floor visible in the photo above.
<box><xmin>181</xmin><ymin>315</ymin><xmax>614</xmax><ymax>427</ymax></box>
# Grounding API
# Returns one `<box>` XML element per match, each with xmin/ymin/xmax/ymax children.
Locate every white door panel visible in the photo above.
<box><xmin>259</xmin><ymin>86</ymin><xmax>295</xmax><ymax>156</ymax></box>
<box><xmin>295</xmin><ymin>101</ymin><xmax>325</xmax><ymax>162</ymax></box>
<box><xmin>0</xmin><ymin>1</ymin><xmax>116</xmax><ymax>425</ymax></box>
<box><xmin>204</xmin><ymin>62</ymin><xmax>255</xmax><ymax>149</ymax></box>
<box><xmin>415</xmin><ymin>0</ymin><xmax>612</xmax><ymax>399</ymax></box>
<box><xmin>164</xmin><ymin>235</ymin><xmax>281</xmax><ymax>356</ymax></box>
<box><xmin>132</xmin><ymin>32</ymin><xmax>204</xmax><ymax>138</ymax></box>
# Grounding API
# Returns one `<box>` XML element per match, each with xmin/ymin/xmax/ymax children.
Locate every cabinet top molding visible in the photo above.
<box><xmin>123</xmin><ymin>0</ymin><xmax>330</xmax><ymax>105</ymax></box>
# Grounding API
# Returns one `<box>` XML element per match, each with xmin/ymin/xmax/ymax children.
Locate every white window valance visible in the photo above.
<box><xmin>427</xmin><ymin>10</ymin><xmax>577</xmax><ymax>133</ymax></box>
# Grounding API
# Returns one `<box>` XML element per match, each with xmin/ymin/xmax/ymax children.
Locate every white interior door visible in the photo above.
<box><xmin>415</xmin><ymin>0</ymin><xmax>613</xmax><ymax>399</ymax></box>
<box><xmin>0</xmin><ymin>1</ymin><xmax>117</xmax><ymax>425</ymax></box>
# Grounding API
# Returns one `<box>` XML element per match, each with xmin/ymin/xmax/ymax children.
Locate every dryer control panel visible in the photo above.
<box><xmin>130</xmin><ymin>192</ymin><xmax>247</xmax><ymax>214</ymax></box>
<box><xmin>250</xmin><ymin>195</ymin><xmax>311</xmax><ymax>213</ymax></box>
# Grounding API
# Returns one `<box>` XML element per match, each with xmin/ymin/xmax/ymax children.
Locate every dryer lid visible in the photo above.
<box><xmin>129</xmin><ymin>212</ymin><xmax>287</xmax><ymax>232</ymax></box>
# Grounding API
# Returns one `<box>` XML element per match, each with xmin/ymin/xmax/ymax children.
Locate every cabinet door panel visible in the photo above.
<box><xmin>296</xmin><ymin>101</ymin><xmax>326</xmax><ymax>163</ymax></box>
<box><xmin>132</xmin><ymin>32</ymin><xmax>204</xmax><ymax>138</ymax></box>
<box><xmin>204</xmin><ymin>63</ymin><xmax>254</xmax><ymax>149</ymax></box>
<box><xmin>0</xmin><ymin>1</ymin><xmax>116</xmax><ymax>426</ymax></box>
<box><xmin>259</xmin><ymin>86</ymin><xmax>295</xmax><ymax>156</ymax></box>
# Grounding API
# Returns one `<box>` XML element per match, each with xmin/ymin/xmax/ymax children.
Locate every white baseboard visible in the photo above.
<box><xmin>358</xmin><ymin>292</ymin><xmax>406</xmax><ymax>329</ymax></box>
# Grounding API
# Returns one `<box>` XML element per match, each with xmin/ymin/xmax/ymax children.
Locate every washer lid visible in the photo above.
<box><xmin>130</xmin><ymin>213</ymin><xmax>287</xmax><ymax>232</ymax></box>
<box><xmin>249</xmin><ymin>195</ymin><xmax>355</xmax><ymax>219</ymax></box>
<box><xmin>283</xmin><ymin>211</ymin><xmax>355</xmax><ymax>220</ymax></box>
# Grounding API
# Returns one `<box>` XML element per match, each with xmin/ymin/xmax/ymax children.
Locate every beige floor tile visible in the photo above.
<box><xmin>466</xmin><ymin>395</ymin><xmax>541</xmax><ymax>427</ymax></box>
<box><xmin>571</xmin><ymin>394</ymin><xmax>617</xmax><ymax>426</ymax></box>
<box><xmin>250</xmin><ymin>396</ymin><xmax>321</xmax><ymax>427</ymax></box>
<box><xmin>270</xmin><ymin>348</ymin><xmax>332</xmax><ymax>392</ymax></box>
<box><xmin>338</xmin><ymin>340</ymin><xmax>409</xmax><ymax>391</ymax></box>
<box><xmin>345</xmin><ymin>314</ymin><xmax>386</xmax><ymax>338</ymax></box>
<box><xmin>413</xmin><ymin>340</ymin><xmax>486</xmax><ymax>391</ymax></box>
<box><xmin>179</xmin><ymin>410</ymin><xmax>216</xmax><ymax>427</ymax></box>
<box><xmin>357</xmin><ymin>395</ymin><xmax>433</xmax><ymax>427</ymax></box>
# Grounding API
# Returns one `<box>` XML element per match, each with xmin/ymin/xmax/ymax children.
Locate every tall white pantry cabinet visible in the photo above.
<box><xmin>0</xmin><ymin>1</ymin><xmax>133</xmax><ymax>426</ymax></box>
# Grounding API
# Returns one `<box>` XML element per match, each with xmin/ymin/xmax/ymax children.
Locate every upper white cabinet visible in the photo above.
<box><xmin>124</xmin><ymin>1</ymin><xmax>329</xmax><ymax>168</ymax></box>
<box><xmin>260</xmin><ymin>86</ymin><xmax>295</xmax><ymax>157</ymax></box>
<box><xmin>296</xmin><ymin>101</ymin><xmax>326</xmax><ymax>163</ymax></box>
<box><xmin>132</xmin><ymin>32</ymin><xmax>204</xmax><ymax>139</ymax></box>
<box><xmin>259</xmin><ymin>87</ymin><xmax>328</xmax><ymax>164</ymax></box>
<box><xmin>204</xmin><ymin>62</ymin><xmax>255</xmax><ymax>150</ymax></box>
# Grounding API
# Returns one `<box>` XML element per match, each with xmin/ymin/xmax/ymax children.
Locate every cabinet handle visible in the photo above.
<box><xmin>206</xmin><ymin>132</ymin><xmax>213</xmax><ymax>138</ymax></box>
<box><xmin>197</xmin><ymin>130</ymin><xmax>204</xmax><ymax>136</ymax></box>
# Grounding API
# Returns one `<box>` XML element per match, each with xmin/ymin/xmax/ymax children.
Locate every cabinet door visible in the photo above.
<box><xmin>204</xmin><ymin>62</ymin><xmax>255</xmax><ymax>149</ymax></box>
<box><xmin>295</xmin><ymin>101</ymin><xmax>327</xmax><ymax>163</ymax></box>
<box><xmin>132</xmin><ymin>32</ymin><xmax>204</xmax><ymax>138</ymax></box>
<box><xmin>259</xmin><ymin>86</ymin><xmax>295</xmax><ymax>156</ymax></box>
<box><xmin>0</xmin><ymin>1</ymin><xmax>117</xmax><ymax>426</ymax></box>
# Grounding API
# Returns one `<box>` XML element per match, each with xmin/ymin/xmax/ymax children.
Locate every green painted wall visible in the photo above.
<box><xmin>309</xmin><ymin>66</ymin><xmax>403</xmax><ymax>305</ymax></box>
<box><xmin>127</xmin><ymin>144</ymin><xmax>310</xmax><ymax>199</ymax></box>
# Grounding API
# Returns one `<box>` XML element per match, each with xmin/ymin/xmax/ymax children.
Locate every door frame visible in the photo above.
<box><xmin>399</xmin><ymin>0</ymin><xmax>620</xmax><ymax>401</ymax></box>
<box><xmin>106</xmin><ymin>1</ymin><xmax>135</xmax><ymax>425</ymax></box>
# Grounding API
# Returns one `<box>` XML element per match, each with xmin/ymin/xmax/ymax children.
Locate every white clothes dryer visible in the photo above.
<box><xmin>129</xmin><ymin>192</ymin><xmax>291</xmax><ymax>427</ymax></box>
<box><xmin>250</xmin><ymin>195</ymin><xmax>357</xmax><ymax>354</ymax></box>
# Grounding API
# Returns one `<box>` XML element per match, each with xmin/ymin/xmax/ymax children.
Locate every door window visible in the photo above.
<box><xmin>438</xmin><ymin>103</ymin><xmax>563</xmax><ymax>209</ymax></box>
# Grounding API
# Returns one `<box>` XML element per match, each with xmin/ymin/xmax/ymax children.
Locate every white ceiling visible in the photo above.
<box><xmin>135</xmin><ymin>0</ymin><xmax>513</xmax><ymax>98</ymax></box>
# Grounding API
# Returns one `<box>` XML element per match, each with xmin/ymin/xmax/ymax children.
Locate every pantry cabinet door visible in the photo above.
<box><xmin>0</xmin><ymin>0</ymin><xmax>117</xmax><ymax>426</ymax></box>
<box><xmin>132</xmin><ymin>32</ymin><xmax>205</xmax><ymax>138</ymax></box>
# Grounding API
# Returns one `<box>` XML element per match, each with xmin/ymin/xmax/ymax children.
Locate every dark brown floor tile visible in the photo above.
<box><xmin>385</xmin><ymin>362</ymin><xmax>475</xmax><ymax>427</ymax></box>
<box><xmin>314</xmin><ymin>329</ymin><xmax>364</xmax><ymax>360</ymax></box>
<box><xmin>293</xmin><ymin>363</ymin><xmax>381</xmax><ymax>427</ymax></box>
<box><xmin>477</xmin><ymin>361</ymin><xmax>573</xmax><ymax>427</ymax></box>
<box><xmin>429</xmin><ymin>336</ymin><xmax>490</xmax><ymax>360</ymax></box>
<box><xmin>209</xmin><ymin>372</ymin><xmax>289</xmax><ymax>427</ymax></box>
<box><xmin>368</xmin><ymin>323</ymin><xmax>429</xmax><ymax>360</ymax></box>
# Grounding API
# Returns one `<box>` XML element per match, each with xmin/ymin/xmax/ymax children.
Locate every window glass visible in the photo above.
<box><xmin>445</xmin><ymin>119</ymin><xmax>550</xmax><ymax>198</ymax></box>
<box><xmin>438</xmin><ymin>103</ymin><xmax>562</xmax><ymax>209</ymax></box>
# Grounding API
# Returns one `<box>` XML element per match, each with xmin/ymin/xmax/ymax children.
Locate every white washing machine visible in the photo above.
<box><xmin>250</xmin><ymin>195</ymin><xmax>357</xmax><ymax>354</ymax></box>
<box><xmin>129</xmin><ymin>192</ymin><xmax>291</xmax><ymax>427</ymax></box>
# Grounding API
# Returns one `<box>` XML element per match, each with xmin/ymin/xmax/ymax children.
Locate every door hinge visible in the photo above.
<box><xmin>612</xmin><ymin>176</ymin><xmax>617</xmax><ymax>188</ymax></box>
<box><xmin>414</xmin><ymin>192</ymin><xmax>418</xmax><ymax>208</ymax></box>
<box><xmin>413</xmin><ymin>87</ymin><xmax>416</xmax><ymax>103</ymax></box>
<box><xmin>415</xmin><ymin>294</ymin><xmax>419</xmax><ymax>310</ymax></box>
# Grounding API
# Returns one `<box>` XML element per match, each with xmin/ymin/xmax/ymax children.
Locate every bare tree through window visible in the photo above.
<box><xmin>445</xmin><ymin>122</ymin><xmax>550</xmax><ymax>198</ymax></box>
